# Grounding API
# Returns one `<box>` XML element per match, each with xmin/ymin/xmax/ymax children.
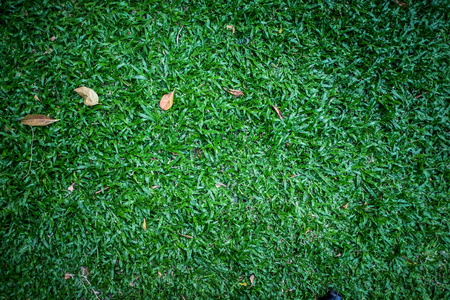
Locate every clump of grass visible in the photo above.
<box><xmin>0</xmin><ymin>0</ymin><xmax>449</xmax><ymax>298</ymax></box>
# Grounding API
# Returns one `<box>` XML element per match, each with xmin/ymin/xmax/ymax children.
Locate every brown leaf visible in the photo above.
<box><xmin>24</xmin><ymin>11</ymin><xmax>28</xmax><ymax>16</ymax></box>
<box><xmin>157</xmin><ymin>271</ymin><xmax>162</xmax><ymax>279</ymax></box>
<box><xmin>50</xmin><ymin>36</ymin><xmax>56</xmax><ymax>41</ymax></box>
<box><xmin>249</xmin><ymin>274</ymin><xmax>255</xmax><ymax>287</ymax></box>
<box><xmin>179</xmin><ymin>233</ymin><xmax>193</xmax><ymax>239</ymax></box>
<box><xmin>395</xmin><ymin>0</ymin><xmax>409</xmax><ymax>7</ymax></box>
<box><xmin>68</xmin><ymin>183</ymin><xmax>75</xmax><ymax>192</ymax></box>
<box><xmin>64</xmin><ymin>273</ymin><xmax>74</xmax><ymax>280</ymax></box>
<box><xmin>95</xmin><ymin>186</ymin><xmax>110</xmax><ymax>194</ymax></box>
<box><xmin>160</xmin><ymin>88</ymin><xmax>175</xmax><ymax>111</ymax></box>
<box><xmin>226</xmin><ymin>25</ymin><xmax>235</xmax><ymax>35</ymax></box>
<box><xmin>342</xmin><ymin>202</ymin><xmax>349</xmax><ymax>209</ymax></box>
<box><xmin>271</xmin><ymin>105</ymin><xmax>284</xmax><ymax>119</ymax></box>
<box><xmin>34</xmin><ymin>94</ymin><xmax>40</xmax><ymax>102</ymax></box>
<box><xmin>215</xmin><ymin>183</ymin><xmax>227</xmax><ymax>188</ymax></box>
<box><xmin>151</xmin><ymin>185</ymin><xmax>159</xmax><ymax>189</ymax></box>
<box><xmin>74</xmin><ymin>86</ymin><xmax>100</xmax><ymax>106</ymax></box>
<box><xmin>20</xmin><ymin>115</ymin><xmax>60</xmax><ymax>127</ymax></box>
<box><xmin>222</xmin><ymin>87</ymin><xmax>244</xmax><ymax>97</ymax></box>
<box><xmin>335</xmin><ymin>253</ymin><xmax>341</xmax><ymax>257</ymax></box>
<box><xmin>143</xmin><ymin>218</ymin><xmax>147</xmax><ymax>230</ymax></box>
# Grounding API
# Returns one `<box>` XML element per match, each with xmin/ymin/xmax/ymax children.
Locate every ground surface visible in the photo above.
<box><xmin>0</xmin><ymin>0</ymin><xmax>449</xmax><ymax>299</ymax></box>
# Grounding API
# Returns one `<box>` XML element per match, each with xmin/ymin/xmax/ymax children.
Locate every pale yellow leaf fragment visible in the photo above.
<box><xmin>74</xmin><ymin>86</ymin><xmax>100</xmax><ymax>106</ymax></box>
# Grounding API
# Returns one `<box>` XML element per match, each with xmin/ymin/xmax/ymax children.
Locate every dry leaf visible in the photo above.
<box><xmin>222</xmin><ymin>87</ymin><xmax>244</xmax><ymax>97</ymax></box>
<box><xmin>279</xmin><ymin>27</ymin><xmax>283</xmax><ymax>34</ymax></box>
<box><xmin>34</xmin><ymin>94</ymin><xmax>40</xmax><ymax>102</ymax></box>
<box><xmin>74</xmin><ymin>86</ymin><xmax>100</xmax><ymax>106</ymax></box>
<box><xmin>157</xmin><ymin>271</ymin><xmax>162</xmax><ymax>279</ymax></box>
<box><xmin>239</xmin><ymin>282</ymin><xmax>247</xmax><ymax>286</ymax></box>
<box><xmin>335</xmin><ymin>253</ymin><xmax>341</xmax><ymax>257</ymax></box>
<box><xmin>20</xmin><ymin>115</ymin><xmax>60</xmax><ymax>127</ymax></box>
<box><xmin>215</xmin><ymin>183</ymin><xmax>227</xmax><ymax>188</ymax></box>
<box><xmin>342</xmin><ymin>202</ymin><xmax>349</xmax><ymax>209</ymax></box>
<box><xmin>95</xmin><ymin>186</ymin><xmax>110</xmax><ymax>194</ymax></box>
<box><xmin>24</xmin><ymin>11</ymin><xmax>28</xmax><ymax>16</ymax></box>
<box><xmin>64</xmin><ymin>273</ymin><xmax>74</xmax><ymax>280</ymax></box>
<box><xmin>160</xmin><ymin>88</ymin><xmax>175</xmax><ymax>110</ymax></box>
<box><xmin>249</xmin><ymin>274</ymin><xmax>255</xmax><ymax>287</ymax></box>
<box><xmin>151</xmin><ymin>185</ymin><xmax>159</xmax><ymax>189</ymax></box>
<box><xmin>143</xmin><ymin>218</ymin><xmax>147</xmax><ymax>230</ymax></box>
<box><xmin>179</xmin><ymin>233</ymin><xmax>193</xmax><ymax>239</ymax></box>
<box><xmin>271</xmin><ymin>105</ymin><xmax>284</xmax><ymax>119</ymax></box>
<box><xmin>226</xmin><ymin>25</ymin><xmax>235</xmax><ymax>35</ymax></box>
<box><xmin>50</xmin><ymin>36</ymin><xmax>56</xmax><ymax>41</ymax></box>
<box><xmin>68</xmin><ymin>183</ymin><xmax>75</xmax><ymax>192</ymax></box>
<box><xmin>395</xmin><ymin>0</ymin><xmax>408</xmax><ymax>7</ymax></box>
<box><xmin>414</xmin><ymin>91</ymin><xmax>428</xmax><ymax>99</ymax></box>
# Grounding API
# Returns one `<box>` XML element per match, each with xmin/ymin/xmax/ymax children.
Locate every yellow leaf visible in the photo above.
<box><xmin>160</xmin><ymin>88</ymin><xmax>175</xmax><ymax>110</ymax></box>
<box><xmin>226</xmin><ymin>25</ymin><xmax>235</xmax><ymax>35</ymax></box>
<box><xmin>74</xmin><ymin>86</ymin><xmax>100</xmax><ymax>106</ymax></box>
<box><xmin>239</xmin><ymin>282</ymin><xmax>247</xmax><ymax>286</ymax></box>
<box><xmin>20</xmin><ymin>115</ymin><xmax>60</xmax><ymax>127</ymax></box>
<box><xmin>279</xmin><ymin>27</ymin><xmax>282</xmax><ymax>34</ymax></box>
<box><xmin>143</xmin><ymin>218</ymin><xmax>147</xmax><ymax>230</ymax></box>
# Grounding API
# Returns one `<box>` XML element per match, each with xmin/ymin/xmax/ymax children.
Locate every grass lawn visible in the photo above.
<box><xmin>1</xmin><ymin>0</ymin><xmax>449</xmax><ymax>298</ymax></box>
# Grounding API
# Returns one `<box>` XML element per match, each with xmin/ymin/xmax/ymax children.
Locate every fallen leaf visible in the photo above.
<box><xmin>249</xmin><ymin>274</ymin><xmax>255</xmax><ymax>287</ymax></box>
<box><xmin>20</xmin><ymin>115</ymin><xmax>60</xmax><ymax>127</ymax></box>
<box><xmin>395</xmin><ymin>0</ymin><xmax>408</xmax><ymax>7</ymax></box>
<box><xmin>238</xmin><ymin>276</ymin><xmax>245</xmax><ymax>281</ymax></box>
<box><xmin>74</xmin><ymin>86</ymin><xmax>100</xmax><ymax>106</ymax></box>
<box><xmin>157</xmin><ymin>271</ymin><xmax>162</xmax><ymax>279</ymax></box>
<box><xmin>151</xmin><ymin>185</ymin><xmax>159</xmax><ymax>189</ymax></box>
<box><xmin>271</xmin><ymin>105</ymin><xmax>284</xmax><ymax>119</ymax></box>
<box><xmin>279</xmin><ymin>27</ymin><xmax>283</xmax><ymax>34</ymax></box>
<box><xmin>95</xmin><ymin>186</ymin><xmax>110</xmax><ymax>194</ymax></box>
<box><xmin>179</xmin><ymin>233</ymin><xmax>193</xmax><ymax>239</ymax></box>
<box><xmin>160</xmin><ymin>88</ymin><xmax>175</xmax><ymax>110</ymax></box>
<box><xmin>226</xmin><ymin>25</ymin><xmax>235</xmax><ymax>35</ymax></box>
<box><xmin>50</xmin><ymin>36</ymin><xmax>56</xmax><ymax>41</ymax></box>
<box><xmin>222</xmin><ymin>87</ymin><xmax>244</xmax><ymax>97</ymax></box>
<box><xmin>239</xmin><ymin>282</ymin><xmax>247</xmax><ymax>286</ymax></box>
<box><xmin>64</xmin><ymin>273</ymin><xmax>74</xmax><ymax>280</ymax></box>
<box><xmin>342</xmin><ymin>202</ymin><xmax>349</xmax><ymax>209</ymax></box>
<box><xmin>34</xmin><ymin>94</ymin><xmax>40</xmax><ymax>102</ymax></box>
<box><xmin>68</xmin><ymin>183</ymin><xmax>75</xmax><ymax>192</ymax></box>
<box><xmin>215</xmin><ymin>183</ymin><xmax>227</xmax><ymax>188</ymax></box>
<box><xmin>143</xmin><ymin>218</ymin><xmax>147</xmax><ymax>230</ymax></box>
<box><xmin>335</xmin><ymin>253</ymin><xmax>341</xmax><ymax>257</ymax></box>
<box><xmin>24</xmin><ymin>11</ymin><xmax>28</xmax><ymax>16</ymax></box>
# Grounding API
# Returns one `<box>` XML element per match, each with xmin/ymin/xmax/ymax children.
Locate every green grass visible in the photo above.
<box><xmin>0</xmin><ymin>0</ymin><xmax>449</xmax><ymax>298</ymax></box>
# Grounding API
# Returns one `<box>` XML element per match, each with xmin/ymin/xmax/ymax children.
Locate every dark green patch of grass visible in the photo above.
<box><xmin>0</xmin><ymin>0</ymin><xmax>449</xmax><ymax>298</ymax></box>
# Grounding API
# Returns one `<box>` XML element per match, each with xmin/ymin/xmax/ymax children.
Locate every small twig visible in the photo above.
<box><xmin>95</xmin><ymin>186</ymin><xmax>110</xmax><ymax>194</ymax></box>
<box><xmin>176</xmin><ymin>25</ymin><xmax>184</xmax><ymax>44</ymax></box>
<box><xmin>24</xmin><ymin>126</ymin><xmax>34</xmax><ymax>178</ymax></box>
<box><xmin>179</xmin><ymin>233</ymin><xmax>193</xmax><ymax>239</ymax></box>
